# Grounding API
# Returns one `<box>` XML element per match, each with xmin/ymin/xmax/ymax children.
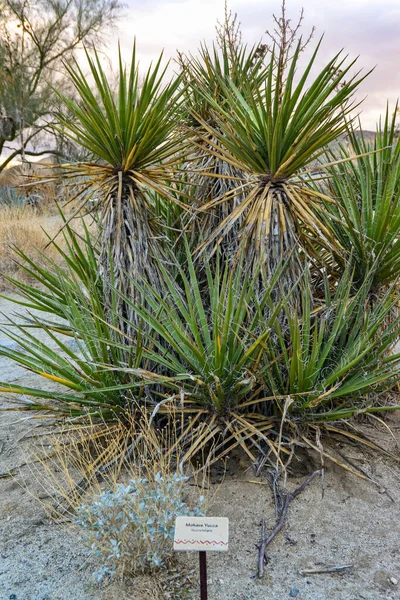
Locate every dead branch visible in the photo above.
<box><xmin>258</xmin><ymin>469</ymin><xmax>322</xmax><ymax>578</ymax></box>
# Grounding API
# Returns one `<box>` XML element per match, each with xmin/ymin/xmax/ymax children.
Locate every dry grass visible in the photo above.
<box><xmin>0</xmin><ymin>159</ymin><xmax>82</xmax><ymax>291</ymax></box>
<box><xmin>0</xmin><ymin>191</ymin><xmax>94</xmax><ymax>290</ymax></box>
<box><xmin>0</xmin><ymin>203</ymin><xmax>64</xmax><ymax>290</ymax></box>
<box><xmin>22</xmin><ymin>414</ymin><xmax>210</xmax><ymax>594</ymax></box>
<box><xmin>29</xmin><ymin>413</ymin><xmax>211</xmax><ymax>520</ymax></box>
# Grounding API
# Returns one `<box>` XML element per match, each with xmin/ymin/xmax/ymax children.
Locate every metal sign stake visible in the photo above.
<box><xmin>199</xmin><ymin>551</ymin><xmax>208</xmax><ymax>600</ymax></box>
<box><xmin>174</xmin><ymin>516</ymin><xmax>229</xmax><ymax>600</ymax></box>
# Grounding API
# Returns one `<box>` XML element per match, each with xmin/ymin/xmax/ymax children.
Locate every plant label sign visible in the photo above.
<box><xmin>174</xmin><ymin>516</ymin><xmax>229</xmax><ymax>552</ymax></box>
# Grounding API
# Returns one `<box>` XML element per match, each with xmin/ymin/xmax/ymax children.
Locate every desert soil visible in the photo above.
<box><xmin>0</xmin><ymin>296</ymin><xmax>399</xmax><ymax>600</ymax></box>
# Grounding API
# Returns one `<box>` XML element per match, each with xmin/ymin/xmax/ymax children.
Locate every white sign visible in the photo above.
<box><xmin>174</xmin><ymin>516</ymin><xmax>229</xmax><ymax>552</ymax></box>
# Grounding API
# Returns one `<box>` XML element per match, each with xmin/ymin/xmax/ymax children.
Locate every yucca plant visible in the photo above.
<box><xmin>50</xmin><ymin>44</ymin><xmax>186</xmax><ymax>330</ymax></box>
<box><xmin>265</xmin><ymin>270</ymin><xmax>400</xmax><ymax>415</ymax></box>
<box><xmin>261</xmin><ymin>268</ymin><xmax>400</xmax><ymax>470</ymax></box>
<box><xmin>93</xmin><ymin>244</ymin><xmax>289</xmax><ymax>463</ymax></box>
<box><xmin>179</xmin><ymin>42</ymin><xmax>267</xmax><ymax>258</ymax></box>
<box><xmin>1</xmin><ymin>225</ymin><xmax>400</xmax><ymax>470</ymax></box>
<box><xmin>182</xmin><ymin>42</ymin><xmax>268</xmax><ymax>127</ymax></box>
<box><xmin>319</xmin><ymin>109</ymin><xmax>400</xmax><ymax>291</ymax></box>
<box><xmin>98</xmin><ymin>250</ymin><xmax>400</xmax><ymax>467</ymax></box>
<box><xmin>192</xmin><ymin>39</ymin><xmax>368</xmax><ymax>285</ymax></box>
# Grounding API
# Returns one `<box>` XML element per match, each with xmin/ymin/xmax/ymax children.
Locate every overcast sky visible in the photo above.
<box><xmin>114</xmin><ymin>0</ymin><xmax>400</xmax><ymax>130</ymax></box>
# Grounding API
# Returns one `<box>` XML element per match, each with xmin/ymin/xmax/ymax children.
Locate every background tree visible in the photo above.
<box><xmin>0</xmin><ymin>0</ymin><xmax>121</xmax><ymax>172</ymax></box>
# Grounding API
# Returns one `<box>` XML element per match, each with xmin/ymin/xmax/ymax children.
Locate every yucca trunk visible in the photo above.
<box><xmin>99</xmin><ymin>176</ymin><xmax>161</xmax><ymax>334</ymax></box>
<box><xmin>188</xmin><ymin>135</ymin><xmax>247</xmax><ymax>267</ymax></box>
<box><xmin>250</xmin><ymin>182</ymin><xmax>303</xmax><ymax>287</ymax></box>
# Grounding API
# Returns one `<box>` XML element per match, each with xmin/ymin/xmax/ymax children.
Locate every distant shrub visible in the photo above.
<box><xmin>75</xmin><ymin>472</ymin><xmax>205</xmax><ymax>581</ymax></box>
<box><xmin>0</xmin><ymin>185</ymin><xmax>28</xmax><ymax>207</ymax></box>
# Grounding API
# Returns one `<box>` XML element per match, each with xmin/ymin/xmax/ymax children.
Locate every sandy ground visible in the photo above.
<box><xmin>0</xmin><ymin>296</ymin><xmax>400</xmax><ymax>600</ymax></box>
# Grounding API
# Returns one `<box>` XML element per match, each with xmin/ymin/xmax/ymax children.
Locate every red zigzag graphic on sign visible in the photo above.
<box><xmin>174</xmin><ymin>539</ymin><xmax>228</xmax><ymax>546</ymax></box>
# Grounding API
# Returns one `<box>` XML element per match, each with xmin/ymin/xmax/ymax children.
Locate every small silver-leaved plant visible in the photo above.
<box><xmin>76</xmin><ymin>472</ymin><xmax>205</xmax><ymax>581</ymax></box>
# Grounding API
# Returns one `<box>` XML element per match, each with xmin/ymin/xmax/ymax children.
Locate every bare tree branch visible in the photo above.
<box><xmin>0</xmin><ymin>0</ymin><xmax>122</xmax><ymax>172</ymax></box>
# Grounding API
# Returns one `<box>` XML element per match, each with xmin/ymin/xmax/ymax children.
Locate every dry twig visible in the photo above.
<box><xmin>0</xmin><ymin>470</ymin><xmax>15</xmax><ymax>479</ymax></box>
<box><xmin>299</xmin><ymin>565</ymin><xmax>354</xmax><ymax>576</ymax></box>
